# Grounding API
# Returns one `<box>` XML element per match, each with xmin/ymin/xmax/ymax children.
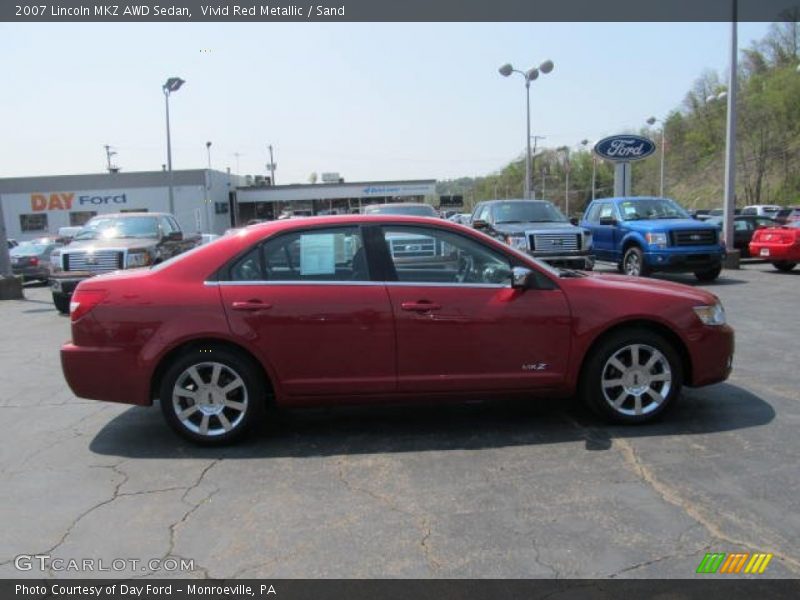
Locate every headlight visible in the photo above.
<box><xmin>50</xmin><ymin>250</ymin><xmax>62</xmax><ymax>271</ymax></box>
<box><xmin>693</xmin><ymin>302</ymin><xmax>726</xmax><ymax>326</ymax></box>
<box><xmin>504</xmin><ymin>235</ymin><xmax>528</xmax><ymax>251</ymax></box>
<box><xmin>646</xmin><ymin>232</ymin><xmax>668</xmax><ymax>248</ymax></box>
<box><xmin>126</xmin><ymin>250</ymin><xmax>152</xmax><ymax>268</ymax></box>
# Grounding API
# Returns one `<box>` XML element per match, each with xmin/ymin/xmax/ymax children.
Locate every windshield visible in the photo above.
<box><xmin>618</xmin><ymin>198</ymin><xmax>690</xmax><ymax>221</ymax></box>
<box><xmin>364</xmin><ymin>204</ymin><xmax>437</xmax><ymax>217</ymax></box>
<box><xmin>75</xmin><ymin>216</ymin><xmax>159</xmax><ymax>240</ymax></box>
<box><xmin>491</xmin><ymin>201</ymin><xmax>567</xmax><ymax>224</ymax></box>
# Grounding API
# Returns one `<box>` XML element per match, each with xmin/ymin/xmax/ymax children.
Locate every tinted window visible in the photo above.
<box><xmin>741</xmin><ymin>207</ymin><xmax>757</xmax><ymax>215</ymax></box>
<box><xmin>381</xmin><ymin>226</ymin><xmax>511</xmax><ymax>285</ymax></box>
<box><xmin>229</xmin><ymin>246</ymin><xmax>263</xmax><ymax>281</ymax></box>
<box><xmin>585</xmin><ymin>203</ymin><xmax>602</xmax><ymax>223</ymax></box>
<box><xmin>618</xmin><ymin>198</ymin><xmax>689</xmax><ymax>220</ymax></box>
<box><xmin>260</xmin><ymin>227</ymin><xmax>366</xmax><ymax>282</ymax></box>
<box><xmin>491</xmin><ymin>201</ymin><xmax>567</xmax><ymax>224</ymax></box>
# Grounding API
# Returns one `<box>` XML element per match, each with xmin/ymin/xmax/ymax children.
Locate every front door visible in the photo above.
<box><xmin>219</xmin><ymin>225</ymin><xmax>396</xmax><ymax>397</ymax></box>
<box><xmin>377</xmin><ymin>225</ymin><xmax>571</xmax><ymax>393</ymax></box>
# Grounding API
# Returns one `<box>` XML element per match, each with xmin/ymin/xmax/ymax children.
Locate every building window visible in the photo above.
<box><xmin>20</xmin><ymin>214</ymin><xmax>48</xmax><ymax>232</ymax></box>
<box><xmin>120</xmin><ymin>208</ymin><xmax>148</xmax><ymax>213</ymax></box>
<box><xmin>69</xmin><ymin>211</ymin><xmax>97</xmax><ymax>226</ymax></box>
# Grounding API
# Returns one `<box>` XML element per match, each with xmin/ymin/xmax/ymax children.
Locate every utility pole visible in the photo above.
<box><xmin>267</xmin><ymin>145</ymin><xmax>277</xmax><ymax>185</ymax></box>
<box><xmin>722</xmin><ymin>1</ymin><xmax>738</xmax><ymax>267</ymax></box>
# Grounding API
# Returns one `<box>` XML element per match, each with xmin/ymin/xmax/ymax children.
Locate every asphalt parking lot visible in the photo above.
<box><xmin>1</xmin><ymin>262</ymin><xmax>799</xmax><ymax>579</ymax></box>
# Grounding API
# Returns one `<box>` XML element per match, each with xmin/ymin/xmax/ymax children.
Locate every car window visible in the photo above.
<box><xmin>742</xmin><ymin>207</ymin><xmax>756</xmax><ymax>215</ymax></box>
<box><xmin>584</xmin><ymin>203</ymin><xmax>602</xmax><ymax>223</ymax></box>
<box><xmin>260</xmin><ymin>227</ymin><xmax>366</xmax><ymax>282</ymax></box>
<box><xmin>473</xmin><ymin>204</ymin><xmax>490</xmax><ymax>223</ymax></box>
<box><xmin>229</xmin><ymin>246</ymin><xmax>263</xmax><ymax>281</ymax></box>
<box><xmin>598</xmin><ymin>204</ymin><xmax>615</xmax><ymax>221</ymax></box>
<box><xmin>734</xmin><ymin>220</ymin><xmax>751</xmax><ymax>231</ymax></box>
<box><xmin>380</xmin><ymin>226</ymin><xmax>512</xmax><ymax>285</ymax></box>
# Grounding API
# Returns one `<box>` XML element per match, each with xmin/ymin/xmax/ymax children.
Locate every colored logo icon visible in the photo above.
<box><xmin>696</xmin><ymin>552</ymin><xmax>773</xmax><ymax>574</ymax></box>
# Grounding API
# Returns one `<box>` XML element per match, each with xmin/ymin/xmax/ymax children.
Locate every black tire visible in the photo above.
<box><xmin>159</xmin><ymin>346</ymin><xmax>266</xmax><ymax>445</ymax></box>
<box><xmin>52</xmin><ymin>292</ymin><xmax>70</xmax><ymax>315</ymax></box>
<box><xmin>622</xmin><ymin>246</ymin><xmax>650</xmax><ymax>277</ymax></box>
<box><xmin>578</xmin><ymin>328</ymin><xmax>683</xmax><ymax>424</ymax></box>
<box><xmin>773</xmin><ymin>261</ymin><xmax>797</xmax><ymax>272</ymax></box>
<box><xmin>694</xmin><ymin>265</ymin><xmax>722</xmax><ymax>282</ymax></box>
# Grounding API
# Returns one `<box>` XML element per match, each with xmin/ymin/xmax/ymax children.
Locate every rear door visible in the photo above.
<box><xmin>376</xmin><ymin>224</ymin><xmax>571</xmax><ymax>393</ymax></box>
<box><xmin>219</xmin><ymin>225</ymin><xmax>396</xmax><ymax>397</ymax></box>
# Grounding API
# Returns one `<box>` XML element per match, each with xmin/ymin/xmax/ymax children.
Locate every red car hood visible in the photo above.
<box><xmin>571</xmin><ymin>272</ymin><xmax>719</xmax><ymax>305</ymax></box>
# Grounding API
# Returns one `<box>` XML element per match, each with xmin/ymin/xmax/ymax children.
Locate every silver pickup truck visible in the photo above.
<box><xmin>470</xmin><ymin>199</ymin><xmax>594</xmax><ymax>270</ymax></box>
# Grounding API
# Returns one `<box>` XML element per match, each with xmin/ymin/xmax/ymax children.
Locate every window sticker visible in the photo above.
<box><xmin>300</xmin><ymin>233</ymin><xmax>336</xmax><ymax>275</ymax></box>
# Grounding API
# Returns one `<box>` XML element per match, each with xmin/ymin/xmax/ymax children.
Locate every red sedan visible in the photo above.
<box><xmin>749</xmin><ymin>221</ymin><xmax>800</xmax><ymax>272</ymax></box>
<box><xmin>61</xmin><ymin>216</ymin><xmax>734</xmax><ymax>444</ymax></box>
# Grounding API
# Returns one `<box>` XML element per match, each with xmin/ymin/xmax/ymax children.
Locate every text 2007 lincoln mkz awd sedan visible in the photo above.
<box><xmin>61</xmin><ymin>215</ymin><xmax>734</xmax><ymax>444</ymax></box>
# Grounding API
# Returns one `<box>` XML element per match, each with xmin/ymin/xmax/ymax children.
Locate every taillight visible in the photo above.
<box><xmin>28</xmin><ymin>257</ymin><xmax>39</xmax><ymax>266</ymax></box>
<box><xmin>70</xmin><ymin>289</ymin><xmax>107</xmax><ymax>321</ymax></box>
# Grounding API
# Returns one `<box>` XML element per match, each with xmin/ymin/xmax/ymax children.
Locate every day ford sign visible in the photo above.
<box><xmin>593</xmin><ymin>135</ymin><xmax>656</xmax><ymax>162</ymax></box>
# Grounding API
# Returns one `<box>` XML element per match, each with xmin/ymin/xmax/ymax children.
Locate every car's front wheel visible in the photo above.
<box><xmin>159</xmin><ymin>346</ymin><xmax>266</xmax><ymax>445</ymax></box>
<box><xmin>694</xmin><ymin>265</ymin><xmax>722</xmax><ymax>282</ymax></box>
<box><xmin>622</xmin><ymin>246</ymin><xmax>649</xmax><ymax>277</ymax></box>
<box><xmin>579</xmin><ymin>329</ymin><xmax>683</xmax><ymax>424</ymax></box>
<box><xmin>773</xmin><ymin>261</ymin><xmax>797</xmax><ymax>272</ymax></box>
<box><xmin>52</xmin><ymin>292</ymin><xmax>70</xmax><ymax>314</ymax></box>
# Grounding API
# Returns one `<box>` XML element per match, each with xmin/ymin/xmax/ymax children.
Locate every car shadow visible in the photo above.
<box><xmin>89</xmin><ymin>383</ymin><xmax>775</xmax><ymax>460</ymax></box>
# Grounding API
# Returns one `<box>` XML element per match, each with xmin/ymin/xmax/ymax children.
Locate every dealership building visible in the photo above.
<box><xmin>0</xmin><ymin>169</ymin><xmax>243</xmax><ymax>242</ymax></box>
<box><xmin>0</xmin><ymin>171</ymin><xmax>438</xmax><ymax>241</ymax></box>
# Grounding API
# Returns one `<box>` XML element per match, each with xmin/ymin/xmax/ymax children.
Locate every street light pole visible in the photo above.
<box><xmin>722</xmin><ymin>6</ymin><xmax>738</xmax><ymax>263</ymax></box>
<box><xmin>646</xmin><ymin>117</ymin><xmax>666</xmax><ymax>197</ymax></box>
<box><xmin>499</xmin><ymin>60</ymin><xmax>554</xmax><ymax>200</ymax></box>
<box><xmin>162</xmin><ymin>77</ymin><xmax>185</xmax><ymax>216</ymax></box>
<box><xmin>206</xmin><ymin>141</ymin><xmax>212</xmax><ymax>170</ymax></box>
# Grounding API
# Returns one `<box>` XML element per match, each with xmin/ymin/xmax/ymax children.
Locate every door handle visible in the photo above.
<box><xmin>400</xmin><ymin>301</ymin><xmax>442</xmax><ymax>312</ymax></box>
<box><xmin>231</xmin><ymin>300</ymin><xmax>272</xmax><ymax>311</ymax></box>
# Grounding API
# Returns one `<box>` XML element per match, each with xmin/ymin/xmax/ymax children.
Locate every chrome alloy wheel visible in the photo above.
<box><xmin>601</xmin><ymin>344</ymin><xmax>672</xmax><ymax>417</ymax></box>
<box><xmin>624</xmin><ymin>251</ymin><xmax>641</xmax><ymax>276</ymax></box>
<box><xmin>171</xmin><ymin>362</ymin><xmax>248</xmax><ymax>437</ymax></box>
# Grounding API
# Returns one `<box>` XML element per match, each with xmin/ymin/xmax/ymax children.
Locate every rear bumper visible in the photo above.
<box><xmin>61</xmin><ymin>342</ymin><xmax>151</xmax><ymax>406</ymax></box>
<box><xmin>748</xmin><ymin>243</ymin><xmax>800</xmax><ymax>261</ymax></box>
<box><xmin>12</xmin><ymin>266</ymin><xmax>50</xmax><ymax>280</ymax></box>
<box><xmin>687</xmin><ymin>324</ymin><xmax>734</xmax><ymax>387</ymax></box>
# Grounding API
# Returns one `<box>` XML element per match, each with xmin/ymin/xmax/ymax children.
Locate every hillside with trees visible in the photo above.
<box><xmin>438</xmin><ymin>20</ymin><xmax>800</xmax><ymax>216</ymax></box>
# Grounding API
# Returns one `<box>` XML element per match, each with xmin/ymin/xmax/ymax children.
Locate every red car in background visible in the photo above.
<box><xmin>749</xmin><ymin>221</ymin><xmax>800</xmax><ymax>272</ymax></box>
<box><xmin>61</xmin><ymin>216</ymin><xmax>734</xmax><ymax>445</ymax></box>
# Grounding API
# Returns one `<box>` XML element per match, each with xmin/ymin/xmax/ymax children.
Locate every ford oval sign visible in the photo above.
<box><xmin>593</xmin><ymin>135</ymin><xmax>656</xmax><ymax>162</ymax></box>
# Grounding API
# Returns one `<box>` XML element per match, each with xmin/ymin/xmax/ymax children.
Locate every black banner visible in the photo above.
<box><xmin>2</xmin><ymin>0</ymin><xmax>800</xmax><ymax>22</ymax></box>
<box><xmin>5</xmin><ymin>579</ymin><xmax>800</xmax><ymax>600</ymax></box>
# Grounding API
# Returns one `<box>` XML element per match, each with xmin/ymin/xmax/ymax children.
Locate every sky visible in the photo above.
<box><xmin>0</xmin><ymin>21</ymin><xmax>773</xmax><ymax>184</ymax></box>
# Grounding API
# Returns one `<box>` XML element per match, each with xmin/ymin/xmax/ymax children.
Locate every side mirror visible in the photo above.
<box><xmin>472</xmin><ymin>219</ymin><xmax>489</xmax><ymax>230</ymax></box>
<box><xmin>511</xmin><ymin>266</ymin><xmax>533</xmax><ymax>289</ymax></box>
<box><xmin>166</xmin><ymin>231</ymin><xmax>183</xmax><ymax>241</ymax></box>
<box><xmin>599</xmin><ymin>216</ymin><xmax>617</xmax><ymax>226</ymax></box>
<box><xmin>569</xmin><ymin>217</ymin><xmax>579</xmax><ymax>226</ymax></box>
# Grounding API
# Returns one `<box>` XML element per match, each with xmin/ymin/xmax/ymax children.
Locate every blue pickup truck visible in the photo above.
<box><xmin>580</xmin><ymin>197</ymin><xmax>726</xmax><ymax>281</ymax></box>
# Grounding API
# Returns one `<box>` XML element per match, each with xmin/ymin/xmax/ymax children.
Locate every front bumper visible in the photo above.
<box><xmin>644</xmin><ymin>248</ymin><xmax>724</xmax><ymax>272</ymax></box>
<box><xmin>687</xmin><ymin>324</ymin><xmax>734</xmax><ymax>387</ymax></box>
<box><xmin>50</xmin><ymin>272</ymin><xmax>96</xmax><ymax>295</ymax></box>
<box><xmin>532</xmin><ymin>252</ymin><xmax>595</xmax><ymax>270</ymax></box>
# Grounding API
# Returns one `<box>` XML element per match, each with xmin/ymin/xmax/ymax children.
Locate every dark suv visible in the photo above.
<box><xmin>470</xmin><ymin>199</ymin><xmax>594</xmax><ymax>269</ymax></box>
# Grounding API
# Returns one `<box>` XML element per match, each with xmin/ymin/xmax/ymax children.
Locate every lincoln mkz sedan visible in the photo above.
<box><xmin>60</xmin><ymin>216</ymin><xmax>734</xmax><ymax>444</ymax></box>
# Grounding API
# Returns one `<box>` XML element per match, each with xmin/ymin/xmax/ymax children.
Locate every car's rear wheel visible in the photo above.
<box><xmin>52</xmin><ymin>292</ymin><xmax>70</xmax><ymax>315</ymax></box>
<box><xmin>622</xmin><ymin>246</ymin><xmax>649</xmax><ymax>277</ymax></box>
<box><xmin>773</xmin><ymin>261</ymin><xmax>797</xmax><ymax>272</ymax></box>
<box><xmin>159</xmin><ymin>346</ymin><xmax>266</xmax><ymax>445</ymax></box>
<box><xmin>579</xmin><ymin>329</ymin><xmax>682</xmax><ymax>424</ymax></box>
<box><xmin>694</xmin><ymin>265</ymin><xmax>722</xmax><ymax>282</ymax></box>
